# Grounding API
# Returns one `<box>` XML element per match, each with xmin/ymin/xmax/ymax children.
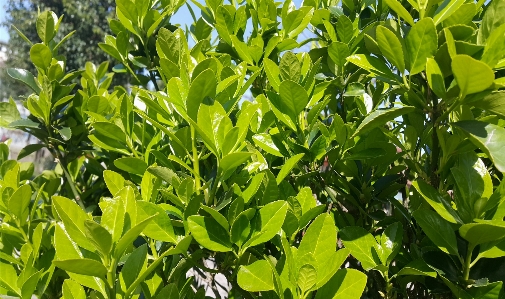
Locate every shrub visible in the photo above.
<box><xmin>1</xmin><ymin>0</ymin><xmax>505</xmax><ymax>298</ymax></box>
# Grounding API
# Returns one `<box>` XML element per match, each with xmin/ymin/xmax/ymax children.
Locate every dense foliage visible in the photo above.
<box><xmin>1</xmin><ymin>0</ymin><xmax>505</xmax><ymax>298</ymax></box>
<box><xmin>0</xmin><ymin>0</ymin><xmax>117</xmax><ymax>99</ymax></box>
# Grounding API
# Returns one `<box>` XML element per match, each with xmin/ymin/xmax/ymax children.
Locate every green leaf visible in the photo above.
<box><xmin>252</xmin><ymin>134</ymin><xmax>283</xmax><ymax>157</ymax></box>
<box><xmin>451</xmin><ymin>55</ymin><xmax>494</xmax><ymax>98</ymax></box>
<box><xmin>17</xmin><ymin>144</ymin><xmax>44</xmax><ymax>160</ymax></box>
<box><xmin>137</xmin><ymin>201</ymin><xmax>177</xmax><ymax>243</ymax></box>
<box><xmin>201</xmin><ymin>205</ymin><xmax>229</xmax><ymax>230</ymax></box>
<box><xmin>58</xmin><ymin>127</ymin><xmax>72</xmax><ymax>141</ymax></box>
<box><xmin>451</xmin><ymin>153</ymin><xmax>493</xmax><ymax>221</ymax></box>
<box><xmin>288</xmin><ymin>7</ymin><xmax>314</xmax><ymax>39</ymax></box>
<box><xmin>279</xmin><ymin>51</ymin><xmax>301</xmax><ymax>81</ymax></box>
<box><xmin>197</xmin><ymin>101</ymin><xmax>231</xmax><ymax>152</ymax></box>
<box><xmin>346</xmin><ymin>54</ymin><xmax>397</xmax><ymax>80</ymax></box>
<box><xmin>156</xmin><ymin>284</ymin><xmax>180</xmax><ymax>299</ymax></box>
<box><xmin>264</xmin><ymin>58</ymin><xmax>281</xmax><ymax>92</ymax></box>
<box><xmin>384</xmin><ymin>0</ymin><xmax>415</xmax><ymax>26</ymax></box>
<box><xmin>30</xmin><ymin>43</ymin><xmax>52</xmax><ymax>69</ymax></box>
<box><xmin>479</xmin><ymin>0</ymin><xmax>505</xmax><ymax>43</ymax></box>
<box><xmin>426</xmin><ymin>58</ymin><xmax>446</xmax><ymax>99</ymax></box>
<box><xmin>406</xmin><ymin>18</ymin><xmax>437</xmax><ymax>75</ymax></box>
<box><xmin>336</xmin><ymin>15</ymin><xmax>354</xmax><ymax>43</ymax></box>
<box><xmin>274</xmin><ymin>80</ymin><xmax>309</xmax><ymax>123</ymax></box>
<box><xmin>53</xmin><ymin>196</ymin><xmax>94</xmax><ymax>251</ymax></box>
<box><xmin>8</xmin><ymin>184</ymin><xmax>31</xmax><ymax>226</ymax></box>
<box><xmin>36</xmin><ymin>11</ymin><xmax>57</xmax><ymax>43</ymax></box>
<box><xmin>0</xmin><ymin>99</ymin><xmax>21</xmax><ymax>127</ymax></box>
<box><xmin>376</xmin><ymin>25</ymin><xmax>405</xmax><ymax>72</ymax></box>
<box><xmin>7</xmin><ymin>68</ymin><xmax>40</xmax><ymax>93</ymax></box>
<box><xmin>62</xmin><ymin>279</ymin><xmax>86</xmax><ymax>299</ymax></box>
<box><xmin>100</xmin><ymin>197</ymin><xmax>125</xmax><ymax>242</ymax></box>
<box><xmin>121</xmin><ymin>244</ymin><xmax>148</xmax><ymax>289</ymax></box>
<box><xmin>412</xmin><ymin>209</ymin><xmax>459</xmax><ymax>255</ymax></box>
<box><xmin>479</xmin><ymin>239</ymin><xmax>505</xmax><ymax>259</ymax></box>
<box><xmin>230</xmin><ymin>35</ymin><xmax>254</xmax><ymax>65</ymax></box>
<box><xmin>147</xmin><ymin>166</ymin><xmax>179</xmax><ymax>186</ymax></box>
<box><xmin>453</xmin><ymin>121</ymin><xmax>505</xmax><ymax>173</ymax></box>
<box><xmin>245</xmin><ymin>201</ymin><xmax>288</xmax><ymax>248</ymax></box>
<box><xmin>315</xmin><ymin>269</ymin><xmax>367</xmax><ymax>299</ymax></box>
<box><xmin>470</xmin><ymin>91</ymin><xmax>505</xmax><ymax>117</ymax></box>
<box><xmin>459</xmin><ymin>220</ymin><xmax>505</xmax><ymax>246</ymax></box>
<box><xmin>0</xmin><ymin>262</ymin><xmax>21</xmax><ymax>296</ymax></box>
<box><xmin>231</xmin><ymin>213</ymin><xmax>250</xmax><ymax>246</ymax></box>
<box><xmin>53</xmin><ymin>259</ymin><xmax>108</xmax><ymax>277</ymax></box>
<box><xmin>339</xmin><ymin>226</ymin><xmax>380</xmax><ymax>270</ymax></box>
<box><xmin>396</xmin><ymin>259</ymin><xmax>437</xmax><ymax>277</ymax></box>
<box><xmin>219</xmin><ymin>152</ymin><xmax>253</xmax><ymax>175</ymax></box>
<box><xmin>298</xmin><ymin>214</ymin><xmax>339</xmax><ymax>287</ymax></box>
<box><xmin>188</xmin><ymin>216</ymin><xmax>232</xmax><ymax>252</ymax></box>
<box><xmin>187</xmin><ymin>69</ymin><xmax>217</xmax><ymax>120</ymax></box>
<box><xmin>54</xmin><ymin>225</ymin><xmax>107</xmax><ymax>295</ymax></box>
<box><xmin>21</xmin><ymin>270</ymin><xmax>42</xmax><ymax>299</ymax></box>
<box><xmin>276</xmin><ymin>153</ymin><xmax>304</xmax><ymax>185</ymax></box>
<box><xmin>84</xmin><ymin>220</ymin><xmax>112</xmax><ymax>256</ymax></box>
<box><xmin>93</xmin><ymin>122</ymin><xmax>127</xmax><ymax>143</ymax></box>
<box><xmin>353</xmin><ymin>107</ymin><xmax>415</xmax><ymax>137</ymax></box>
<box><xmin>298</xmin><ymin>264</ymin><xmax>317</xmax><ymax>293</ymax></box>
<box><xmin>412</xmin><ymin>180</ymin><xmax>461</xmax><ymax>224</ymax></box>
<box><xmin>237</xmin><ymin>260</ymin><xmax>275</xmax><ymax>292</ymax></box>
<box><xmin>433</xmin><ymin>0</ymin><xmax>465</xmax><ymax>25</ymax></box>
<box><xmin>114</xmin><ymin>157</ymin><xmax>148</xmax><ymax>175</ymax></box>
<box><xmin>114</xmin><ymin>214</ymin><xmax>157</xmax><ymax>258</ymax></box>
<box><xmin>328</xmin><ymin>42</ymin><xmax>350</xmax><ymax>68</ymax></box>
<box><xmin>379</xmin><ymin>222</ymin><xmax>403</xmax><ymax>265</ymax></box>
<box><xmin>103</xmin><ymin>170</ymin><xmax>125</xmax><ymax>196</ymax></box>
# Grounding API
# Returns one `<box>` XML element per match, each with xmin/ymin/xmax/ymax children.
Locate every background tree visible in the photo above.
<box><xmin>0</xmin><ymin>0</ymin><xmax>117</xmax><ymax>100</ymax></box>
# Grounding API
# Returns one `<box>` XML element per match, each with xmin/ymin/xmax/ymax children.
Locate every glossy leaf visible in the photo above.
<box><xmin>121</xmin><ymin>244</ymin><xmax>148</xmax><ymax>289</ymax></box>
<box><xmin>53</xmin><ymin>196</ymin><xmax>94</xmax><ymax>251</ymax></box>
<box><xmin>339</xmin><ymin>226</ymin><xmax>380</xmax><ymax>270</ymax></box>
<box><xmin>7</xmin><ymin>68</ymin><xmax>40</xmax><ymax>93</ymax></box>
<box><xmin>459</xmin><ymin>220</ymin><xmax>505</xmax><ymax>246</ymax></box>
<box><xmin>353</xmin><ymin>107</ymin><xmax>415</xmax><ymax>137</ymax></box>
<box><xmin>406</xmin><ymin>18</ymin><xmax>437</xmax><ymax>75</ymax></box>
<box><xmin>245</xmin><ymin>201</ymin><xmax>288</xmax><ymax>248</ymax></box>
<box><xmin>452</xmin><ymin>55</ymin><xmax>495</xmax><ymax>98</ymax></box>
<box><xmin>384</xmin><ymin>0</ymin><xmax>414</xmax><ymax>26</ymax></box>
<box><xmin>412</xmin><ymin>209</ymin><xmax>459</xmax><ymax>255</ymax></box>
<box><xmin>276</xmin><ymin>153</ymin><xmax>304</xmax><ymax>185</ymax></box>
<box><xmin>426</xmin><ymin>58</ymin><xmax>446</xmax><ymax>99</ymax></box>
<box><xmin>397</xmin><ymin>259</ymin><xmax>437</xmax><ymax>277</ymax></box>
<box><xmin>53</xmin><ymin>258</ymin><xmax>108</xmax><ymax>277</ymax></box>
<box><xmin>137</xmin><ymin>201</ymin><xmax>177</xmax><ymax>243</ymax></box>
<box><xmin>237</xmin><ymin>260</ymin><xmax>275</xmax><ymax>292</ymax></box>
<box><xmin>412</xmin><ymin>180</ymin><xmax>461</xmax><ymax>224</ymax></box>
<box><xmin>62</xmin><ymin>279</ymin><xmax>86</xmax><ymax>299</ymax></box>
<box><xmin>376</xmin><ymin>25</ymin><xmax>405</xmax><ymax>72</ymax></box>
<box><xmin>315</xmin><ymin>269</ymin><xmax>367</xmax><ymax>299</ymax></box>
<box><xmin>188</xmin><ymin>216</ymin><xmax>232</xmax><ymax>252</ymax></box>
<box><xmin>8</xmin><ymin>184</ymin><xmax>32</xmax><ymax>226</ymax></box>
<box><xmin>114</xmin><ymin>157</ymin><xmax>148</xmax><ymax>175</ymax></box>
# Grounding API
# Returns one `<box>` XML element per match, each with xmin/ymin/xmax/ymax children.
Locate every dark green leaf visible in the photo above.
<box><xmin>353</xmin><ymin>107</ymin><xmax>415</xmax><ymax>137</ymax></box>
<box><xmin>412</xmin><ymin>209</ymin><xmax>459</xmax><ymax>255</ymax></box>
<box><xmin>188</xmin><ymin>216</ymin><xmax>232</xmax><ymax>252</ymax></box>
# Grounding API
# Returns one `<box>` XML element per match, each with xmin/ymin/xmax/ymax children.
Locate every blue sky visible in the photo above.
<box><xmin>0</xmin><ymin>0</ymin><xmax>9</xmax><ymax>43</ymax></box>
